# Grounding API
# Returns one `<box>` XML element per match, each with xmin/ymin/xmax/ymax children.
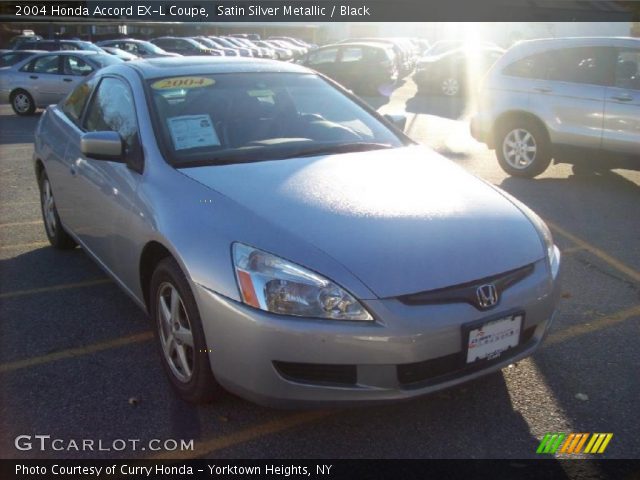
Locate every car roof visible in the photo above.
<box><xmin>511</xmin><ymin>36</ymin><xmax>640</xmax><ymax>52</ymax></box>
<box><xmin>34</xmin><ymin>50</ymin><xmax>100</xmax><ymax>56</ymax></box>
<box><xmin>127</xmin><ymin>56</ymin><xmax>311</xmax><ymax>79</ymax></box>
<box><xmin>2</xmin><ymin>49</ymin><xmax>45</xmax><ymax>54</ymax></box>
<box><xmin>319</xmin><ymin>42</ymin><xmax>393</xmax><ymax>51</ymax></box>
<box><xmin>500</xmin><ymin>36</ymin><xmax>640</xmax><ymax>63</ymax></box>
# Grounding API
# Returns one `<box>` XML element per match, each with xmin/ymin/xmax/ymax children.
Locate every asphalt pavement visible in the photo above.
<box><xmin>0</xmin><ymin>78</ymin><xmax>639</xmax><ymax>460</ymax></box>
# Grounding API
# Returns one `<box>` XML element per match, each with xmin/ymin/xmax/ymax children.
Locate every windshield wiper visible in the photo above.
<box><xmin>177</xmin><ymin>142</ymin><xmax>395</xmax><ymax>168</ymax></box>
<box><xmin>280</xmin><ymin>142</ymin><xmax>394</xmax><ymax>159</ymax></box>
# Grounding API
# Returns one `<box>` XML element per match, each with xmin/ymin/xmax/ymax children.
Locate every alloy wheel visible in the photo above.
<box><xmin>502</xmin><ymin>128</ymin><xmax>537</xmax><ymax>169</ymax></box>
<box><xmin>42</xmin><ymin>178</ymin><xmax>57</xmax><ymax>237</ymax></box>
<box><xmin>13</xmin><ymin>93</ymin><xmax>31</xmax><ymax>113</ymax></box>
<box><xmin>157</xmin><ymin>282</ymin><xmax>195</xmax><ymax>383</ymax></box>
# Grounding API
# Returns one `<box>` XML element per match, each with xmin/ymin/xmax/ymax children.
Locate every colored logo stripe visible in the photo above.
<box><xmin>538</xmin><ymin>433</ymin><xmax>613</xmax><ymax>454</ymax></box>
<box><xmin>536</xmin><ymin>433</ymin><xmax>565</xmax><ymax>454</ymax></box>
<box><xmin>584</xmin><ymin>433</ymin><xmax>613</xmax><ymax>454</ymax></box>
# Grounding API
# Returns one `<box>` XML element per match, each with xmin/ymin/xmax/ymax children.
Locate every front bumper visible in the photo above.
<box><xmin>194</xmin><ymin>256</ymin><xmax>560</xmax><ymax>408</ymax></box>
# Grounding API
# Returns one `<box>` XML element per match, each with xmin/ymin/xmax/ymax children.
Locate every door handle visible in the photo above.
<box><xmin>63</xmin><ymin>78</ymin><xmax>73</xmax><ymax>82</ymax></box>
<box><xmin>533</xmin><ymin>87</ymin><xmax>552</xmax><ymax>93</ymax></box>
<box><xmin>611</xmin><ymin>95</ymin><xmax>632</xmax><ymax>102</ymax></box>
<box><xmin>29</xmin><ymin>75</ymin><xmax>38</xmax><ymax>79</ymax></box>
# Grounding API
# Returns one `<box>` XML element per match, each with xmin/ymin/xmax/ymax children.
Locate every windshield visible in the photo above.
<box><xmin>140</xmin><ymin>41</ymin><xmax>166</xmax><ymax>54</ymax></box>
<box><xmin>91</xmin><ymin>54</ymin><xmax>124</xmax><ymax>67</ymax></box>
<box><xmin>147</xmin><ymin>73</ymin><xmax>404</xmax><ymax>167</ymax></box>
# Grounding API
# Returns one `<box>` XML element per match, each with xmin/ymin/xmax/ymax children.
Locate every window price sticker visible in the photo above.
<box><xmin>167</xmin><ymin>115</ymin><xmax>220</xmax><ymax>151</ymax></box>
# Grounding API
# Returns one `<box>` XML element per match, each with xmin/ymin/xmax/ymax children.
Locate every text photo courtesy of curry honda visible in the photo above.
<box><xmin>0</xmin><ymin>1</ymin><xmax>639</xmax><ymax>474</ymax></box>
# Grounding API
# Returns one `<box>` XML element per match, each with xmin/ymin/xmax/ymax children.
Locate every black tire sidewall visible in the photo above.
<box><xmin>38</xmin><ymin>171</ymin><xmax>76</xmax><ymax>249</ymax></box>
<box><xmin>496</xmin><ymin>120</ymin><xmax>551</xmax><ymax>178</ymax></box>
<box><xmin>150</xmin><ymin>257</ymin><xmax>219</xmax><ymax>403</ymax></box>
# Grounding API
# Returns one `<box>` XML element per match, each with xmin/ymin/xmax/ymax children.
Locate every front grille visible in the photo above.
<box><xmin>397</xmin><ymin>264</ymin><xmax>534</xmax><ymax>311</ymax></box>
<box><xmin>273</xmin><ymin>361</ymin><xmax>357</xmax><ymax>386</ymax></box>
<box><xmin>397</xmin><ymin>325</ymin><xmax>537</xmax><ymax>387</ymax></box>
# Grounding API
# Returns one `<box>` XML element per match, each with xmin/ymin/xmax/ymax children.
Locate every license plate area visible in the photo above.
<box><xmin>463</xmin><ymin>312</ymin><xmax>524</xmax><ymax>364</ymax></box>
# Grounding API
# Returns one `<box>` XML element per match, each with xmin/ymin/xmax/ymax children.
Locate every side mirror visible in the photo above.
<box><xmin>80</xmin><ymin>131</ymin><xmax>124</xmax><ymax>161</ymax></box>
<box><xmin>384</xmin><ymin>114</ymin><xmax>407</xmax><ymax>132</ymax></box>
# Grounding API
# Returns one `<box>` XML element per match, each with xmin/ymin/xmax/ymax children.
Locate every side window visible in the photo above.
<box><xmin>502</xmin><ymin>53</ymin><xmax>549</xmax><ymax>80</ymax></box>
<box><xmin>122</xmin><ymin>42</ymin><xmax>140</xmax><ymax>55</ymax></box>
<box><xmin>61</xmin><ymin>78</ymin><xmax>96</xmax><ymax>125</ymax></box>
<box><xmin>64</xmin><ymin>56</ymin><xmax>93</xmax><ymax>76</ymax></box>
<box><xmin>84</xmin><ymin>77</ymin><xmax>140</xmax><ymax>158</ymax></box>
<box><xmin>546</xmin><ymin>47</ymin><xmax>613</xmax><ymax>86</ymax></box>
<box><xmin>307</xmin><ymin>48</ymin><xmax>338</xmax><ymax>66</ymax></box>
<box><xmin>30</xmin><ymin>55</ymin><xmax>61</xmax><ymax>74</ymax></box>
<box><xmin>340</xmin><ymin>47</ymin><xmax>364</xmax><ymax>63</ymax></box>
<box><xmin>614</xmin><ymin>49</ymin><xmax>640</xmax><ymax>91</ymax></box>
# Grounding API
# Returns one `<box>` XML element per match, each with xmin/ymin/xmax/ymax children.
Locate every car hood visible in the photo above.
<box><xmin>181</xmin><ymin>145</ymin><xmax>544</xmax><ymax>298</ymax></box>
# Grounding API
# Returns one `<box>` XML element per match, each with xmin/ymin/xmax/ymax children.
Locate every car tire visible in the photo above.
<box><xmin>150</xmin><ymin>257</ymin><xmax>221</xmax><ymax>404</ymax></box>
<box><xmin>496</xmin><ymin>119</ymin><xmax>552</xmax><ymax>178</ymax></box>
<box><xmin>11</xmin><ymin>89</ymin><xmax>36</xmax><ymax>116</ymax></box>
<box><xmin>38</xmin><ymin>171</ymin><xmax>77</xmax><ymax>250</ymax></box>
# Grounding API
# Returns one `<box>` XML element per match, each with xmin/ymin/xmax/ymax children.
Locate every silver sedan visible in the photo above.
<box><xmin>1</xmin><ymin>50</ymin><xmax>121</xmax><ymax>115</ymax></box>
<box><xmin>34</xmin><ymin>57</ymin><xmax>561</xmax><ymax>406</ymax></box>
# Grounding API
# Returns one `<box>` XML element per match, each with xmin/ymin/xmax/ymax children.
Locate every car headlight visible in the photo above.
<box><xmin>232</xmin><ymin>243</ymin><xmax>373</xmax><ymax>321</ymax></box>
<box><xmin>518</xmin><ymin>205</ymin><xmax>560</xmax><ymax>277</ymax></box>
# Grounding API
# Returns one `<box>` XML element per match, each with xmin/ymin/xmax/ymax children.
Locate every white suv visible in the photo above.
<box><xmin>471</xmin><ymin>37</ymin><xmax>640</xmax><ymax>177</ymax></box>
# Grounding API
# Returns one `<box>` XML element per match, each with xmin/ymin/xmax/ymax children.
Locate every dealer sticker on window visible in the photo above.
<box><xmin>167</xmin><ymin>115</ymin><xmax>220</xmax><ymax>151</ymax></box>
<box><xmin>151</xmin><ymin>76</ymin><xmax>214</xmax><ymax>90</ymax></box>
<box><xmin>466</xmin><ymin>314</ymin><xmax>522</xmax><ymax>363</ymax></box>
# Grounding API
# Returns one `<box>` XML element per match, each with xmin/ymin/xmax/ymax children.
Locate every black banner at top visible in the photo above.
<box><xmin>1</xmin><ymin>0</ymin><xmax>639</xmax><ymax>22</ymax></box>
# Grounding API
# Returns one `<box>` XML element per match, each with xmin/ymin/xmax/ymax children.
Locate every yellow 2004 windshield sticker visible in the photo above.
<box><xmin>151</xmin><ymin>76</ymin><xmax>215</xmax><ymax>90</ymax></box>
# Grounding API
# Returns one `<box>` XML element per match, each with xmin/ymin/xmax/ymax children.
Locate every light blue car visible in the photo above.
<box><xmin>34</xmin><ymin>57</ymin><xmax>561</xmax><ymax>406</ymax></box>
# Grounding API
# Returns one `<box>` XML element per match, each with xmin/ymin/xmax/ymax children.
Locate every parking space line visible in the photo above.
<box><xmin>545</xmin><ymin>304</ymin><xmax>640</xmax><ymax>347</ymax></box>
<box><xmin>0</xmin><ymin>201</ymin><xmax>39</xmax><ymax>206</ymax></box>
<box><xmin>0</xmin><ymin>220</ymin><xmax>42</xmax><ymax>228</ymax></box>
<box><xmin>149</xmin><ymin>410</ymin><xmax>333</xmax><ymax>460</ymax></box>
<box><xmin>0</xmin><ymin>278</ymin><xmax>112</xmax><ymax>299</ymax></box>
<box><xmin>0</xmin><ymin>241</ymin><xmax>49</xmax><ymax>250</ymax></box>
<box><xmin>0</xmin><ymin>331</ymin><xmax>153</xmax><ymax>374</ymax></box>
<box><xmin>547</xmin><ymin>221</ymin><xmax>640</xmax><ymax>283</ymax></box>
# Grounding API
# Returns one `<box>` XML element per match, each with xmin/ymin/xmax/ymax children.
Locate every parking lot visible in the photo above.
<box><xmin>0</xmin><ymin>78</ymin><xmax>639</xmax><ymax>460</ymax></box>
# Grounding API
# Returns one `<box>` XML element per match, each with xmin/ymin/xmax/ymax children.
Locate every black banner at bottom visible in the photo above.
<box><xmin>2</xmin><ymin>459</ymin><xmax>639</xmax><ymax>480</ymax></box>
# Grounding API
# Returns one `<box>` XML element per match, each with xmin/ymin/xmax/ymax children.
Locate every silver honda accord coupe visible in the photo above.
<box><xmin>34</xmin><ymin>57</ymin><xmax>561</xmax><ymax>406</ymax></box>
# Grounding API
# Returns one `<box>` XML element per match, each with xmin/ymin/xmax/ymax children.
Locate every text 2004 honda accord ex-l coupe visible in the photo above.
<box><xmin>34</xmin><ymin>58</ymin><xmax>561</xmax><ymax>406</ymax></box>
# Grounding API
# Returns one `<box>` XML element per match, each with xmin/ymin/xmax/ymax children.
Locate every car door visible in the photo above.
<box><xmin>64</xmin><ymin>75</ymin><xmax>144</xmax><ymax>280</ymax></box>
<box><xmin>529</xmin><ymin>47</ymin><xmax>613</xmax><ymax>150</ymax></box>
<box><xmin>305</xmin><ymin>47</ymin><xmax>340</xmax><ymax>83</ymax></box>
<box><xmin>20</xmin><ymin>54</ymin><xmax>62</xmax><ymax>105</ymax></box>
<box><xmin>602</xmin><ymin>47</ymin><xmax>640</xmax><ymax>156</ymax></box>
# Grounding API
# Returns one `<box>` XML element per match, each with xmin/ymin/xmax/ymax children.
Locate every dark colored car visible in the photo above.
<box><xmin>7</xmin><ymin>34</ymin><xmax>43</xmax><ymax>50</ymax></box>
<box><xmin>337</xmin><ymin>38</ymin><xmax>412</xmax><ymax>78</ymax></box>
<box><xmin>150</xmin><ymin>37</ymin><xmax>221</xmax><ymax>56</ymax></box>
<box><xmin>414</xmin><ymin>46</ymin><xmax>505</xmax><ymax>96</ymax></box>
<box><xmin>302</xmin><ymin>42</ymin><xmax>398</xmax><ymax>95</ymax></box>
<box><xmin>96</xmin><ymin>39</ymin><xmax>179</xmax><ymax>58</ymax></box>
